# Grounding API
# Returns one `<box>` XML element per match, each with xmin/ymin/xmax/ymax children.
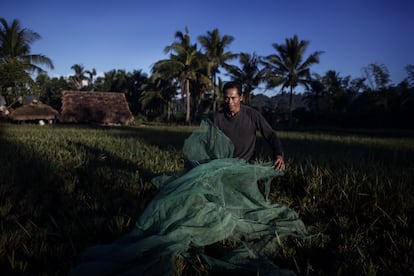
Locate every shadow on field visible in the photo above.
<box><xmin>69</xmin><ymin>141</ymin><xmax>151</xmax><ymax>177</ymax></box>
<box><xmin>0</xmin><ymin>132</ymin><xmax>76</xmax><ymax>275</ymax></box>
<box><xmin>0</xmin><ymin>128</ymin><xmax>158</xmax><ymax>276</ymax></box>
<box><xmin>106</xmin><ymin>125</ymin><xmax>192</xmax><ymax>151</ymax></box>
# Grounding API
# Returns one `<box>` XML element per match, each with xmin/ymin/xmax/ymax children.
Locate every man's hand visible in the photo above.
<box><xmin>273</xmin><ymin>155</ymin><xmax>285</xmax><ymax>171</ymax></box>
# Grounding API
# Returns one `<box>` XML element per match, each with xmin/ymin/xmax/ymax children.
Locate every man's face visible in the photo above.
<box><xmin>223</xmin><ymin>88</ymin><xmax>242</xmax><ymax>114</ymax></box>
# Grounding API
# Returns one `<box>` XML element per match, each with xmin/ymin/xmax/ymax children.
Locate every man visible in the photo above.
<box><xmin>213</xmin><ymin>81</ymin><xmax>285</xmax><ymax>171</ymax></box>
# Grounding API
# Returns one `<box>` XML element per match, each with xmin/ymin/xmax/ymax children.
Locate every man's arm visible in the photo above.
<box><xmin>255</xmin><ymin>111</ymin><xmax>285</xmax><ymax>170</ymax></box>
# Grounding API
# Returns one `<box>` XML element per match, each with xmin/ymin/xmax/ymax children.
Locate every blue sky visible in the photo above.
<box><xmin>2</xmin><ymin>0</ymin><xmax>413</xmax><ymax>92</ymax></box>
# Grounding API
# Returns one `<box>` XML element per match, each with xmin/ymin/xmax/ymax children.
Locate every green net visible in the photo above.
<box><xmin>182</xmin><ymin>119</ymin><xmax>235</xmax><ymax>163</ymax></box>
<box><xmin>70</xmin><ymin>119</ymin><xmax>307</xmax><ymax>275</ymax></box>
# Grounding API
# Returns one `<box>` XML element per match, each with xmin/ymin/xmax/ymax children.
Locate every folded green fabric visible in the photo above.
<box><xmin>70</xmin><ymin>119</ymin><xmax>307</xmax><ymax>276</ymax></box>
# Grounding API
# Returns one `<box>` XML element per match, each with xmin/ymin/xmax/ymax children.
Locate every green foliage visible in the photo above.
<box><xmin>0</xmin><ymin>18</ymin><xmax>54</xmax><ymax>104</ymax></box>
<box><xmin>0</xmin><ymin>62</ymin><xmax>33</xmax><ymax>104</ymax></box>
<box><xmin>262</xmin><ymin>34</ymin><xmax>324</xmax><ymax>128</ymax></box>
<box><xmin>0</xmin><ymin>122</ymin><xmax>413</xmax><ymax>275</ymax></box>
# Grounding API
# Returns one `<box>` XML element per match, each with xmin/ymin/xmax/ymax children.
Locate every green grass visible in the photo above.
<box><xmin>0</xmin><ymin>122</ymin><xmax>413</xmax><ymax>275</ymax></box>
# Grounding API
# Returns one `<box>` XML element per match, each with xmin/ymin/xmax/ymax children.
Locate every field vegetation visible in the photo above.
<box><xmin>0</xmin><ymin>122</ymin><xmax>413</xmax><ymax>275</ymax></box>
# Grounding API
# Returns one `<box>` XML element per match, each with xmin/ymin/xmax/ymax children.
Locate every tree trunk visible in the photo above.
<box><xmin>288</xmin><ymin>86</ymin><xmax>294</xmax><ymax>129</ymax></box>
<box><xmin>212</xmin><ymin>73</ymin><xmax>218</xmax><ymax>112</ymax></box>
<box><xmin>185</xmin><ymin>79</ymin><xmax>191</xmax><ymax>124</ymax></box>
<box><xmin>167</xmin><ymin>100</ymin><xmax>172</xmax><ymax>121</ymax></box>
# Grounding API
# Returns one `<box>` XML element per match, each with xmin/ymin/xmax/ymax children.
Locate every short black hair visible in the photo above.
<box><xmin>222</xmin><ymin>81</ymin><xmax>242</xmax><ymax>96</ymax></box>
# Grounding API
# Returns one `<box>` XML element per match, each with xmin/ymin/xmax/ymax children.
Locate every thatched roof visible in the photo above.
<box><xmin>60</xmin><ymin>91</ymin><xmax>134</xmax><ymax>125</ymax></box>
<box><xmin>9</xmin><ymin>100</ymin><xmax>59</xmax><ymax>121</ymax></box>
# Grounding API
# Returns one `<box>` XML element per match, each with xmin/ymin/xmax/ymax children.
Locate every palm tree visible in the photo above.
<box><xmin>140</xmin><ymin>72</ymin><xmax>178</xmax><ymax>120</ymax></box>
<box><xmin>323</xmin><ymin>70</ymin><xmax>342</xmax><ymax>95</ymax></box>
<box><xmin>110</xmin><ymin>69</ymin><xmax>128</xmax><ymax>93</ymax></box>
<box><xmin>224</xmin><ymin>52</ymin><xmax>265</xmax><ymax>105</ymax></box>
<box><xmin>198</xmin><ymin>28</ymin><xmax>236</xmax><ymax>111</ymax></box>
<box><xmin>85</xmin><ymin>68</ymin><xmax>97</xmax><ymax>91</ymax></box>
<box><xmin>0</xmin><ymin>18</ymin><xmax>54</xmax><ymax>104</ymax></box>
<box><xmin>362</xmin><ymin>63</ymin><xmax>391</xmax><ymax>91</ymax></box>
<box><xmin>405</xmin><ymin>64</ymin><xmax>414</xmax><ymax>89</ymax></box>
<box><xmin>70</xmin><ymin>64</ymin><xmax>87</xmax><ymax>90</ymax></box>
<box><xmin>262</xmin><ymin>34</ymin><xmax>323</xmax><ymax>128</ymax></box>
<box><xmin>153</xmin><ymin>27</ymin><xmax>205</xmax><ymax>124</ymax></box>
<box><xmin>34</xmin><ymin>72</ymin><xmax>50</xmax><ymax>99</ymax></box>
<box><xmin>96</xmin><ymin>69</ymin><xmax>116</xmax><ymax>92</ymax></box>
<box><xmin>94</xmin><ymin>69</ymin><xmax>128</xmax><ymax>92</ymax></box>
<box><xmin>0</xmin><ymin>18</ymin><xmax>54</xmax><ymax>73</ymax></box>
<box><xmin>124</xmin><ymin>69</ymin><xmax>149</xmax><ymax>115</ymax></box>
<box><xmin>304</xmin><ymin>73</ymin><xmax>325</xmax><ymax>113</ymax></box>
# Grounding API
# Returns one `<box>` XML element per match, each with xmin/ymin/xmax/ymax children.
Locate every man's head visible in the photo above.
<box><xmin>222</xmin><ymin>81</ymin><xmax>242</xmax><ymax>115</ymax></box>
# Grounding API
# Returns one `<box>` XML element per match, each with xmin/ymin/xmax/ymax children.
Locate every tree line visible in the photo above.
<box><xmin>1</xmin><ymin>18</ymin><xmax>413</xmax><ymax>129</ymax></box>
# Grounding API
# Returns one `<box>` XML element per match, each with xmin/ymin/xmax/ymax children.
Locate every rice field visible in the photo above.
<box><xmin>0</xmin><ymin>122</ymin><xmax>412</xmax><ymax>275</ymax></box>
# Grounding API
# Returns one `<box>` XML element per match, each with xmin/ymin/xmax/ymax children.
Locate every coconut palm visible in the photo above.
<box><xmin>262</xmin><ymin>34</ymin><xmax>323</xmax><ymax>128</ymax></box>
<box><xmin>322</xmin><ymin>70</ymin><xmax>361</xmax><ymax>112</ymax></box>
<box><xmin>124</xmin><ymin>69</ymin><xmax>149</xmax><ymax>115</ymax></box>
<box><xmin>153</xmin><ymin>27</ymin><xmax>206</xmax><ymax>123</ymax></box>
<box><xmin>110</xmin><ymin>69</ymin><xmax>128</xmax><ymax>93</ymax></box>
<box><xmin>0</xmin><ymin>18</ymin><xmax>54</xmax><ymax>104</ymax></box>
<box><xmin>70</xmin><ymin>64</ymin><xmax>87</xmax><ymax>90</ymax></box>
<box><xmin>362</xmin><ymin>63</ymin><xmax>391</xmax><ymax>91</ymax></box>
<box><xmin>96</xmin><ymin>69</ymin><xmax>116</xmax><ymax>92</ymax></box>
<box><xmin>34</xmin><ymin>72</ymin><xmax>50</xmax><ymax>99</ymax></box>
<box><xmin>198</xmin><ymin>28</ymin><xmax>236</xmax><ymax>110</ymax></box>
<box><xmin>140</xmin><ymin>72</ymin><xmax>178</xmax><ymax>120</ymax></box>
<box><xmin>95</xmin><ymin>69</ymin><xmax>129</xmax><ymax>93</ymax></box>
<box><xmin>323</xmin><ymin>70</ymin><xmax>342</xmax><ymax>95</ymax></box>
<box><xmin>0</xmin><ymin>18</ymin><xmax>54</xmax><ymax>73</ymax></box>
<box><xmin>303</xmin><ymin>73</ymin><xmax>325</xmax><ymax>113</ymax></box>
<box><xmin>224</xmin><ymin>52</ymin><xmax>265</xmax><ymax>105</ymax></box>
<box><xmin>85</xmin><ymin>68</ymin><xmax>97</xmax><ymax>91</ymax></box>
<box><xmin>405</xmin><ymin>65</ymin><xmax>414</xmax><ymax>89</ymax></box>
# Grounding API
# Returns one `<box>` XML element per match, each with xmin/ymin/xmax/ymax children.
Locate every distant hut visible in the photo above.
<box><xmin>60</xmin><ymin>91</ymin><xmax>134</xmax><ymax>125</ymax></box>
<box><xmin>9</xmin><ymin>100</ymin><xmax>59</xmax><ymax>124</ymax></box>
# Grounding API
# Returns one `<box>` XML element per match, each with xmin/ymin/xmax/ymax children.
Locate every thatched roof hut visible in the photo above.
<box><xmin>60</xmin><ymin>91</ymin><xmax>134</xmax><ymax>125</ymax></box>
<box><xmin>9</xmin><ymin>100</ymin><xmax>59</xmax><ymax>122</ymax></box>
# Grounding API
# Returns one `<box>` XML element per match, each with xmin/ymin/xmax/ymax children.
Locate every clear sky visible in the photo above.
<box><xmin>2</xmin><ymin>0</ymin><xmax>413</xmax><ymax>90</ymax></box>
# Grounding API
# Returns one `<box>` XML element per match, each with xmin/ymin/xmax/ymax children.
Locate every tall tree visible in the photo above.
<box><xmin>0</xmin><ymin>18</ymin><xmax>54</xmax><ymax>104</ymax></box>
<box><xmin>153</xmin><ymin>27</ymin><xmax>205</xmax><ymax>123</ymax></box>
<box><xmin>85</xmin><ymin>68</ymin><xmax>97</xmax><ymax>91</ymax></box>
<box><xmin>0</xmin><ymin>18</ymin><xmax>54</xmax><ymax>74</ymax></box>
<box><xmin>405</xmin><ymin>64</ymin><xmax>414</xmax><ymax>88</ymax></box>
<box><xmin>224</xmin><ymin>52</ymin><xmax>265</xmax><ymax>105</ymax></box>
<box><xmin>262</xmin><ymin>34</ymin><xmax>323</xmax><ymax>128</ymax></box>
<box><xmin>362</xmin><ymin>63</ymin><xmax>391</xmax><ymax>91</ymax></box>
<box><xmin>70</xmin><ymin>64</ymin><xmax>87</xmax><ymax>90</ymax></box>
<box><xmin>323</xmin><ymin>70</ymin><xmax>342</xmax><ymax>95</ymax></box>
<box><xmin>95</xmin><ymin>69</ymin><xmax>128</xmax><ymax>92</ymax></box>
<box><xmin>34</xmin><ymin>72</ymin><xmax>50</xmax><ymax>98</ymax></box>
<box><xmin>139</xmin><ymin>72</ymin><xmax>177</xmax><ymax>121</ymax></box>
<box><xmin>304</xmin><ymin>73</ymin><xmax>325</xmax><ymax>113</ymax></box>
<box><xmin>198</xmin><ymin>28</ymin><xmax>235</xmax><ymax>110</ymax></box>
<box><xmin>124</xmin><ymin>69</ymin><xmax>148</xmax><ymax>115</ymax></box>
<box><xmin>324</xmin><ymin>71</ymin><xmax>354</xmax><ymax>112</ymax></box>
<box><xmin>39</xmin><ymin>76</ymin><xmax>70</xmax><ymax>110</ymax></box>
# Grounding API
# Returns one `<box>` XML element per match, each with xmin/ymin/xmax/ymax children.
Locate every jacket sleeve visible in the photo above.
<box><xmin>255</xmin><ymin>111</ymin><xmax>283</xmax><ymax>157</ymax></box>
